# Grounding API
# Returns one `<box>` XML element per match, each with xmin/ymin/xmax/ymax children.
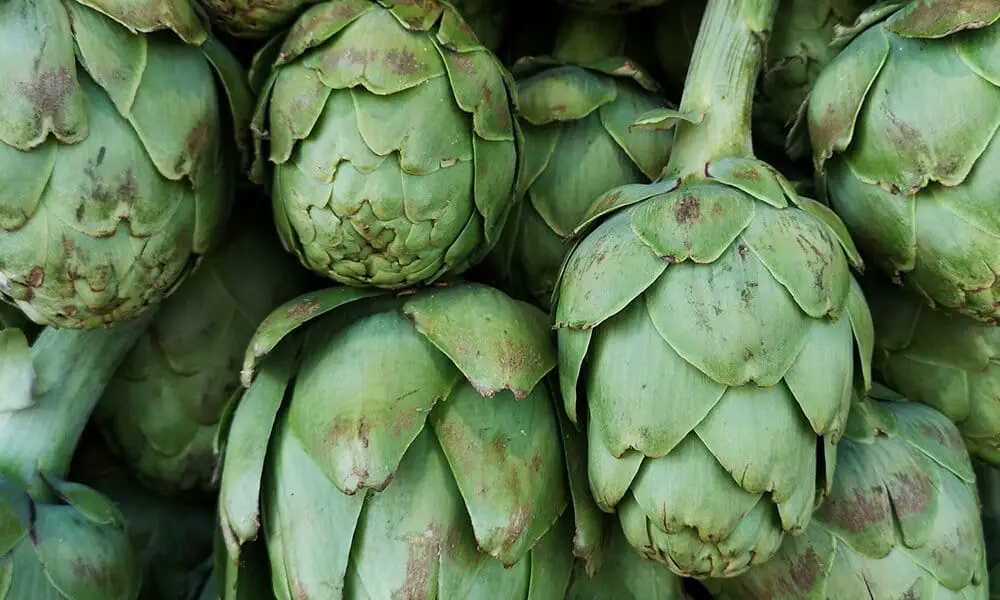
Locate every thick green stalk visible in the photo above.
<box><xmin>664</xmin><ymin>0</ymin><xmax>777</xmax><ymax>176</ymax></box>
<box><xmin>0</xmin><ymin>314</ymin><xmax>154</xmax><ymax>486</ymax></box>
<box><xmin>552</xmin><ymin>9</ymin><xmax>626</xmax><ymax>64</ymax></box>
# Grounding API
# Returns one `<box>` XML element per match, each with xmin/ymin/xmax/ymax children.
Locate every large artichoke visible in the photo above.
<box><xmin>250</xmin><ymin>0</ymin><xmax>520</xmax><ymax>290</ymax></box>
<box><xmin>807</xmin><ymin>1</ymin><xmax>1000</xmax><ymax>322</ymax></box>
<box><xmin>93</xmin><ymin>216</ymin><xmax>311</xmax><ymax>496</ymax></box>
<box><xmin>865</xmin><ymin>275</ymin><xmax>1000</xmax><ymax>465</ymax></box>
<box><xmin>489</xmin><ymin>12</ymin><xmax>674</xmax><ymax>309</ymax></box>
<box><xmin>554</xmin><ymin>0</ymin><xmax>873</xmax><ymax>578</ymax></box>
<box><xmin>218</xmin><ymin>283</ymin><xmax>576</xmax><ymax>599</ymax></box>
<box><xmin>0</xmin><ymin>0</ymin><xmax>252</xmax><ymax>329</ymax></box>
<box><xmin>713</xmin><ymin>393</ymin><xmax>988</xmax><ymax>599</ymax></box>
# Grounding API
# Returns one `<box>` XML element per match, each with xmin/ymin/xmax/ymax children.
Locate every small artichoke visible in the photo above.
<box><xmin>714</xmin><ymin>394</ymin><xmax>988</xmax><ymax>599</ymax></box>
<box><xmin>219</xmin><ymin>283</ymin><xmax>575</xmax><ymax>599</ymax></box>
<box><xmin>865</xmin><ymin>275</ymin><xmax>1000</xmax><ymax>466</ymax></box>
<box><xmin>490</xmin><ymin>13</ymin><xmax>673</xmax><ymax>309</ymax></box>
<box><xmin>251</xmin><ymin>0</ymin><xmax>520</xmax><ymax>290</ymax></box>
<box><xmin>807</xmin><ymin>1</ymin><xmax>1000</xmax><ymax>322</ymax></box>
<box><xmin>0</xmin><ymin>0</ymin><xmax>252</xmax><ymax>329</ymax></box>
<box><xmin>93</xmin><ymin>216</ymin><xmax>311</xmax><ymax>496</ymax></box>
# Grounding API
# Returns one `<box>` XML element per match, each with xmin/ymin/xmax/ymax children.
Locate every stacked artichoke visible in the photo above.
<box><xmin>0</xmin><ymin>0</ymin><xmax>995</xmax><ymax>598</ymax></box>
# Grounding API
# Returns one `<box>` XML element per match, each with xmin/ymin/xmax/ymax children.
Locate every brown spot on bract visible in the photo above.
<box><xmin>817</xmin><ymin>485</ymin><xmax>890</xmax><ymax>533</ymax></box>
<box><xmin>18</xmin><ymin>69</ymin><xmax>74</xmax><ymax>131</ymax></box>
<box><xmin>399</xmin><ymin>528</ymin><xmax>443</xmax><ymax>598</ymax></box>
<box><xmin>27</xmin><ymin>267</ymin><xmax>43</xmax><ymax>287</ymax></box>
<box><xmin>385</xmin><ymin>49</ymin><xmax>421</xmax><ymax>76</ymax></box>
<box><xmin>286</xmin><ymin>298</ymin><xmax>321</xmax><ymax>320</ymax></box>
<box><xmin>890</xmin><ymin>471</ymin><xmax>934</xmax><ymax>518</ymax></box>
<box><xmin>498</xmin><ymin>505</ymin><xmax>531</xmax><ymax>555</ymax></box>
<box><xmin>738</xmin><ymin>245</ymin><xmax>748</xmax><ymax>261</ymax></box>
<box><xmin>673</xmin><ymin>195</ymin><xmax>701</xmax><ymax>225</ymax></box>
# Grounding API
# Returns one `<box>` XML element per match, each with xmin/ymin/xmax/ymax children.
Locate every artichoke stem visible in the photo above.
<box><xmin>552</xmin><ymin>9</ymin><xmax>626</xmax><ymax>64</ymax></box>
<box><xmin>664</xmin><ymin>0</ymin><xmax>777</xmax><ymax>176</ymax></box>
<box><xmin>0</xmin><ymin>313</ymin><xmax>154</xmax><ymax>487</ymax></box>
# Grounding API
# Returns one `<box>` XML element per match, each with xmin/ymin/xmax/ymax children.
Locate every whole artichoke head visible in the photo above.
<box><xmin>489</xmin><ymin>15</ymin><xmax>674</xmax><ymax>309</ymax></box>
<box><xmin>0</xmin><ymin>0</ymin><xmax>252</xmax><ymax>329</ymax></box>
<box><xmin>714</xmin><ymin>393</ymin><xmax>988</xmax><ymax>599</ymax></box>
<box><xmin>93</xmin><ymin>216</ymin><xmax>311</xmax><ymax>496</ymax></box>
<box><xmin>554</xmin><ymin>0</ymin><xmax>874</xmax><ymax>578</ymax></box>
<box><xmin>807</xmin><ymin>1</ymin><xmax>1000</xmax><ymax>322</ymax></box>
<box><xmin>865</xmin><ymin>274</ymin><xmax>1000</xmax><ymax>466</ymax></box>
<box><xmin>251</xmin><ymin>0</ymin><xmax>520</xmax><ymax>290</ymax></box>
<box><xmin>219</xmin><ymin>283</ymin><xmax>576</xmax><ymax>599</ymax></box>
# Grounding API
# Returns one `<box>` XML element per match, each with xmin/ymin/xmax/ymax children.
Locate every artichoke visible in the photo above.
<box><xmin>0</xmin><ymin>0</ymin><xmax>252</xmax><ymax>329</ymax></box>
<box><xmin>757</xmin><ymin>0</ymin><xmax>870</xmax><ymax>153</ymax></box>
<box><xmin>0</xmin><ymin>317</ymin><xmax>155</xmax><ymax>599</ymax></box>
<box><xmin>218</xmin><ymin>283</ymin><xmax>576</xmax><ymax>599</ymax></box>
<box><xmin>489</xmin><ymin>12</ymin><xmax>674</xmax><ymax>309</ymax></box>
<box><xmin>713</xmin><ymin>393</ymin><xmax>988</xmax><ymax>599</ymax></box>
<box><xmin>250</xmin><ymin>0</ymin><xmax>521</xmax><ymax>290</ymax></box>
<box><xmin>554</xmin><ymin>0</ymin><xmax>873</xmax><ymax>578</ymax></box>
<box><xmin>93</xmin><ymin>216</ymin><xmax>311</xmax><ymax>496</ymax></box>
<box><xmin>806</xmin><ymin>1</ymin><xmax>1000</xmax><ymax>322</ymax></box>
<box><xmin>977</xmin><ymin>461</ymin><xmax>1000</xmax><ymax>598</ymax></box>
<box><xmin>865</xmin><ymin>274</ymin><xmax>1000</xmax><ymax>466</ymax></box>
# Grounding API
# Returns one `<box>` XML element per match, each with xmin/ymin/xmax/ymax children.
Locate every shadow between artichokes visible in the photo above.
<box><xmin>218</xmin><ymin>282</ymin><xmax>579</xmax><ymax>599</ymax></box>
<box><xmin>249</xmin><ymin>0</ymin><xmax>521</xmax><ymax>290</ymax></box>
<box><xmin>0</xmin><ymin>0</ymin><xmax>252</xmax><ymax>329</ymax></box>
<box><xmin>554</xmin><ymin>0</ymin><xmax>874</xmax><ymax>578</ymax></box>
<box><xmin>712</xmin><ymin>390</ymin><xmax>988</xmax><ymax>599</ymax></box>
<box><xmin>806</xmin><ymin>1</ymin><xmax>1000</xmax><ymax>322</ymax></box>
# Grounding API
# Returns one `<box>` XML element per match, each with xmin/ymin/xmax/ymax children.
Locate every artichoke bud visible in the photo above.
<box><xmin>487</xmin><ymin>12</ymin><xmax>674</xmax><ymax>309</ymax></box>
<box><xmin>713</xmin><ymin>394</ymin><xmax>988</xmax><ymax>599</ymax></box>
<box><xmin>219</xmin><ymin>282</ymin><xmax>577</xmax><ymax>598</ymax></box>
<box><xmin>93</xmin><ymin>216</ymin><xmax>312</xmax><ymax>496</ymax></box>
<box><xmin>251</xmin><ymin>0</ymin><xmax>521</xmax><ymax>290</ymax></box>
<box><xmin>0</xmin><ymin>475</ymin><xmax>140</xmax><ymax>600</ymax></box>
<box><xmin>806</xmin><ymin>1</ymin><xmax>1000</xmax><ymax>322</ymax></box>
<box><xmin>863</xmin><ymin>274</ymin><xmax>1000</xmax><ymax>467</ymax></box>
<box><xmin>0</xmin><ymin>0</ymin><xmax>252</xmax><ymax>329</ymax></box>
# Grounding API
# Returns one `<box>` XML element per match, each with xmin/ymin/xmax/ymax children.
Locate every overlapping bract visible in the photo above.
<box><xmin>218</xmin><ymin>283</ymin><xmax>576</xmax><ymax>599</ymax></box>
<box><xmin>490</xmin><ymin>55</ymin><xmax>673</xmax><ymax>308</ymax></box>
<box><xmin>555</xmin><ymin>154</ymin><xmax>873</xmax><ymax>578</ymax></box>
<box><xmin>0</xmin><ymin>0</ymin><xmax>251</xmax><ymax>329</ymax></box>
<box><xmin>715</xmin><ymin>396</ymin><xmax>988</xmax><ymax>599</ymax></box>
<box><xmin>866</xmin><ymin>275</ymin><xmax>1000</xmax><ymax>466</ymax></box>
<box><xmin>251</xmin><ymin>0</ymin><xmax>520</xmax><ymax>290</ymax></box>
<box><xmin>0</xmin><ymin>476</ymin><xmax>140</xmax><ymax>600</ymax></box>
<box><xmin>808</xmin><ymin>1</ymin><xmax>1000</xmax><ymax>322</ymax></box>
<box><xmin>94</xmin><ymin>218</ymin><xmax>310</xmax><ymax>495</ymax></box>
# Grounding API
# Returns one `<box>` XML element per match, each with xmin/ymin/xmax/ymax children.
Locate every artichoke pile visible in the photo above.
<box><xmin>0</xmin><ymin>0</ymin><xmax>995</xmax><ymax>599</ymax></box>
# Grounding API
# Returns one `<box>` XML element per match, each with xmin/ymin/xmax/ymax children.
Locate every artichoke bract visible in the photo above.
<box><xmin>219</xmin><ymin>283</ymin><xmax>575</xmax><ymax>599</ymax></box>
<box><xmin>714</xmin><ymin>394</ymin><xmax>988</xmax><ymax>599</ymax></box>
<box><xmin>93</xmin><ymin>217</ymin><xmax>311</xmax><ymax>496</ymax></box>
<box><xmin>555</xmin><ymin>0</ymin><xmax>873</xmax><ymax>578</ymax></box>
<box><xmin>807</xmin><ymin>2</ymin><xmax>1000</xmax><ymax>322</ymax></box>
<box><xmin>251</xmin><ymin>0</ymin><xmax>521</xmax><ymax>290</ymax></box>
<box><xmin>566</xmin><ymin>526</ymin><xmax>690</xmax><ymax>599</ymax></box>
<box><xmin>489</xmin><ymin>12</ymin><xmax>674</xmax><ymax>309</ymax></box>
<box><xmin>865</xmin><ymin>275</ymin><xmax>1000</xmax><ymax>466</ymax></box>
<box><xmin>0</xmin><ymin>0</ymin><xmax>252</xmax><ymax>329</ymax></box>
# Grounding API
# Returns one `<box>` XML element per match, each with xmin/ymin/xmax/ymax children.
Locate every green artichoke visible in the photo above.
<box><xmin>250</xmin><ymin>0</ymin><xmax>520</xmax><ymax>290</ymax></box>
<box><xmin>0</xmin><ymin>317</ymin><xmax>156</xmax><ymax>600</ymax></box>
<box><xmin>198</xmin><ymin>0</ymin><xmax>317</xmax><ymax>39</ymax></box>
<box><xmin>977</xmin><ymin>461</ymin><xmax>1000</xmax><ymax>598</ymax></box>
<box><xmin>806</xmin><ymin>1</ymin><xmax>1000</xmax><ymax>322</ymax></box>
<box><xmin>93</xmin><ymin>217</ymin><xmax>311</xmax><ymax>496</ymax></box>
<box><xmin>555</xmin><ymin>0</ymin><xmax>873</xmax><ymax>578</ymax></box>
<box><xmin>865</xmin><ymin>275</ymin><xmax>1000</xmax><ymax>466</ymax></box>
<box><xmin>757</xmin><ymin>0</ymin><xmax>870</xmax><ymax>153</ymax></box>
<box><xmin>0</xmin><ymin>0</ymin><xmax>252</xmax><ymax>329</ymax></box>
<box><xmin>713</xmin><ymin>393</ymin><xmax>988</xmax><ymax>599</ymax></box>
<box><xmin>219</xmin><ymin>283</ymin><xmax>576</xmax><ymax>599</ymax></box>
<box><xmin>489</xmin><ymin>12</ymin><xmax>674</xmax><ymax>309</ymax></box>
